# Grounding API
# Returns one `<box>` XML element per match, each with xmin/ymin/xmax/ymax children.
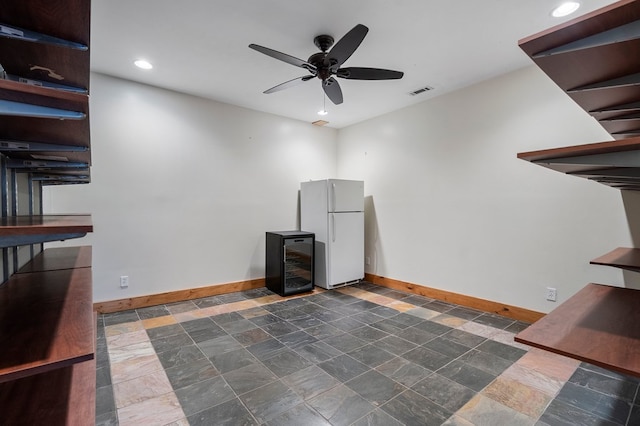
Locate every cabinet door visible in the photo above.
<box><xmin>328</xmin><ymin>212</ymin><xmax>364</xmax><ymax>285</ymax></box>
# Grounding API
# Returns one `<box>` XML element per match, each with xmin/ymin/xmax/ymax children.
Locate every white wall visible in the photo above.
<box><xmin>44</xmin><ymin>73</ymin><xmax>337</xmax><ymax>302</ymax></box>
<box><xmin>337</xmin><ymin>65</ymin><xmax>638</xmax><ymax>313</ymax></box>
<box><xmin>45</xmin><ymin>67</ymin><xmax>639</xmax><ymax>313</ymax></box>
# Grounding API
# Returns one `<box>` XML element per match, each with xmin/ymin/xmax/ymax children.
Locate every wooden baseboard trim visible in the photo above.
<box><xmin>365</xmin><ymin>273</ymin><xmax>544</xmax><ymax>323</ymax></box>
<box><xmin>94</xmin><ymin>278</ymin><xmax>265</xmax><ymax>314</ymax></box>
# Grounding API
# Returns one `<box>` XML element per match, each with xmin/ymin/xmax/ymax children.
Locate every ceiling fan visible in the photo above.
<box><xmin>249</xmin><ymin>24</ymin><xmax>404</xmax><ymax>105</ymax></box>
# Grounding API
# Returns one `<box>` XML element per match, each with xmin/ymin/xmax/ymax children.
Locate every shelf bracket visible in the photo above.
<box><xmin>0</xmin><ymin>100</ymin><xmax>85</xmax><ymax>120</ymax></box>
<box><xmin>533</xmin><ymin>19</ymin><xmax>640</xmax><ymax>58</ymax></box>
<box><xmin>0</xmin><ymin>140</ymin><xmax>88</xmax><ymax>153</ymax></box>
<box><xmin>6</xmin><ymin>159</ymin><xmax>88</xmax><ymax>170</ymax></box>
<box><xmin>0</xmin><ymin>233</ymin><xmax>87</xmax><ymax>249</ymax></box>
<box><xmin>0</xmin><ymin>23</ymin><xmax>88</xmax><ymax>51</ymax></box>
<box><xmin>533</xmin><ymin>150</ymin><xmax>640</xmax><ymax>168</ymax></box>
<box><xmin>568</xmin><ymin>72</ymin><xmax>640</xmax><ymax>93</ymax></box>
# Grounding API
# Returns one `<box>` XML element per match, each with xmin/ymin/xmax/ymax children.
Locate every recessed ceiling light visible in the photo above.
<box><xmin>551</xmin><ymin>2</ymin><xmax>580</xmax><ymax>17</ymax></box>
<box><xmin>134</xmin><ymin>59</ymin><xmax>153</xmax><ymax>70</ymax></box>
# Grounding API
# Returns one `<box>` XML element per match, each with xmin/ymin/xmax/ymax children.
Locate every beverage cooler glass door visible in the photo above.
<box><xmin>284</xmin><ymin>237</ymin><xmax>314</xmax><ymax>294</ymax></box>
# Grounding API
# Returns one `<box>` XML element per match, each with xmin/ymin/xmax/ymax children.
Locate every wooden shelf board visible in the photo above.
<box><xmin>0</xmin><ymin>358</ymin><xmax>96</xmax><ymax>425</ymax></box>
<box><xmin>518</xmin><ymin>138</ymin><xmax>640</xmax><ymax>190</ymax></box>
<box><xmin>0</xmin><ymin>267</ymin><xmax>94</xmax><ymax>383</ymax></box>
<box><xmin>0</xmin><ymin>79</ymin><xmax>87</xmax><ymax>104</ymax></box>
<box><xmin>515</xmin><ymin>283</ymin><xmax>640</xmax><ymax>377</ymax></box>
<box><xmin>0</xmin><ymin>214</ymin><xmax>92</xmax><ymax>237</ymax></box>
<box><xmin>517</xmin><ymin>137</ymin><xmax>640</xmax><ymax>162</ymax></box>
<box><xmin>17</xmin><ymin>246</ymin><xmax>91</xmax><ymax>274</ymax></box>
<box><xmin>590</xmin><ymin>247</ymin><xmax>640</xmax><ymax>272</ymax></box>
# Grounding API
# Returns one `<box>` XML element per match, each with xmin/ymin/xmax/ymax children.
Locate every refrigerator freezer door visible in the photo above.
<box><xmin>328</xmin><ymin>212</ymin><xmax>364</xmax><ymax>286</ymax></box>
<box><xmin>328</xmin><ymin>179</ymin><xmax>364</xmax><ymax>213</ymax></box>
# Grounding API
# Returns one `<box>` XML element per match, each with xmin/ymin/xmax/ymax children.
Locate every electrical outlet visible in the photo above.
<box><xmin>120</xmin><ymin>275</ymin><xmax>129</xmax><ymax>289</ymax></box>
<box><xmin>546</xmin><ymin>287</ymin><xmax>557</xmax><ymax>302</ymax></box>
<box><xmin>365</xmin><ymin>256</ymin><xmax>371</xmax><ymax>265</ymax></box>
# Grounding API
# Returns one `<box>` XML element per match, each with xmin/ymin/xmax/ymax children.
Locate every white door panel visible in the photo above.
<box><xmin>328</xmin><ymin>179</ymin><xmax>364</xmax><ymax>213</ymax></box>
<box><xmin>328</xmin><ymin>212</ymin><xmax>364</xmax><ymax>285</ymax></box>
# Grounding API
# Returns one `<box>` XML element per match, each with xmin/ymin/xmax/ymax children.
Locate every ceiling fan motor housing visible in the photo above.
<box><xmin>308</xmin><ymin>52</ymin><xmax>333</xmax><ymax>80</ymax></box>
<box><xmin>313</xmin><ymin>34</ymin><xmax>334</xmax><ymax>52</ymax></box>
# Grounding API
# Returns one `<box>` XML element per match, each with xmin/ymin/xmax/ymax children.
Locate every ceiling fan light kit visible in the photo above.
<box><xmin>249</xmin><ymin>24</ymin><xmax>404</xmax><ymax>106</ymax></box>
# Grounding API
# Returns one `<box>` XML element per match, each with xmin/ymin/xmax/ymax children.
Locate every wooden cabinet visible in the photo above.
<box><xmin>0</xmin><ymin>0</ymin><xmax>95</xmax><ymax>423</ymax></box>
<box><xmin>515</xmin><ymin>0</ymin><xmax>640</xmax><ymax>377</ymax></box>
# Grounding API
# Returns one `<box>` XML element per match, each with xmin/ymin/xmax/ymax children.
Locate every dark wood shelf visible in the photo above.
<box><xmin>0</xmin><ymin>214</ymin><xmax>92</xmax><ymax>248</ymax></box>
<box><xmin>0</xmin><ymin>266</ymin><xmax>94</xmax><ymax>383</ymax></box>
<box><xmin>17</xmin><ymin>246</ymin><xmax>91</xmax><ymax>273</ymax></box>
<box><xmin>515</xmin><ymin>283</ymin><xmax>640</xmax><ymax>377</ymax></box>
<box><xmin>519</xmin><ymin>0</ymin><xmax>640</xmax><ymax>140</ymax></box>
<box><xmin>0</xmin><ymin>358</ymin><xmax>96</xmax><ymax>425</ymax></box>
<box><xmin>590</xmin><ymin>247</ymin><xmax>640</xmax><ymax>272</ymax></box>
<box><xmin>518</xmin><ymin>137</ymin><xmax>640</xmax><ymax>190</ymax></box>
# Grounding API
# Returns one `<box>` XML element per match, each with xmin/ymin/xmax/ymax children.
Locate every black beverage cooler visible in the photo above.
<box><xmin>265</xmin><ymin>231</ymin><xmax>314</xmax><ymax>296</ymax></box>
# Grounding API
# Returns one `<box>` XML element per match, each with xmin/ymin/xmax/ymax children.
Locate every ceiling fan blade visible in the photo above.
<box><xmin>327</xmin><ymin>24</ymin><xmax>368</xmax><ymax>70</ymax></box>
<box><xmin>337</xmin><ymin>67</ymin><xmax>404</xmax><ymax>80</ymax></box>
<box><xmin>323</xmin><ymin>77</ymin><xmax>343</xmax><ymax>105</ymax></box>
<box><xmin>264</xmin><ymin>75</ymin><xmax>314</xmax><ymax>94</ymax></box>
<box><xmin>249</xmin><ymin>44</ymin><xmax>316</xmax><ymax>72</ymax></box>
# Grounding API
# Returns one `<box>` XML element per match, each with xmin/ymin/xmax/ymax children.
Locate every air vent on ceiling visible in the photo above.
<box><xmin>409</xmin><ymin>86</ymin><xmax>434</xmax><ymax>96</ymax></box>
<box><xmin>312</xmin><ymin>120</ymin><xmax>329</xmax><ymax>126</ymax></box>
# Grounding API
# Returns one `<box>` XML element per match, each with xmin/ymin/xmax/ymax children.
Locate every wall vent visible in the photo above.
<box><xmin>409</xmin><ymin>86</ymin><xmax>434</xmax><ymax>96</ymax></box>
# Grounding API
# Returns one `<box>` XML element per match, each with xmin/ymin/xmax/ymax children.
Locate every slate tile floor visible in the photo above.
<box><xmin>95</xmin><ymin>282</ymin><xmax>640</xmax><ymax>425</ymax></box>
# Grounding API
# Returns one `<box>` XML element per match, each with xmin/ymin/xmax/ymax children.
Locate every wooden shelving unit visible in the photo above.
<box><xmin>516</xmin><ymin>0</ymin><xmax>640</xmax><ymax>378</ymax></box>
<box><xmin>0</xmin><ymin>0</ymin><xmax>91</xmax><ymax>184</ymax></box>
<box><xmin>519</xmin><ymin>0</ymin><xmax>640</xmax><ymax>141</ymax></box>
<box><xmin>0</xmin><ymin>1</ymin><xmax>95</xmax><ymax>423</ymax></box>
<box><xmin>515</xmin><ymin>283</ymin><xmax>640</xmax><ymax>377</ymax></box>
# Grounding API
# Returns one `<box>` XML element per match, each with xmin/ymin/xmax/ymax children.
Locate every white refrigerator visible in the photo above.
<box><xmin>300</xmin><ymin>179</ymin><xmax>364</xmax><ymax>289</ymax></box>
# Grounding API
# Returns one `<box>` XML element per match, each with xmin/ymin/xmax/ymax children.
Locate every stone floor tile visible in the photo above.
<box><xmin>117</xmin><ymin>392</ymin><xmax>185</xmax><ymax>426</ymax></box>
<box><xmin>281</xmin><ymin>365</ymin><xmax>340</xmax><ymax>401</ymax></box>
<box><xmin>105</xmin><ymin>321</ymin><xmax>144</xmax><ymax>337</ymax></box>
<box><xmin>174</xmin><ymin>376</ymin><xmax>235</xmax><ymax>416</ymax></box>
<box><xmin>240</xmin><ymin>380</ymin><xmax>304</xmax><ymax>424</ymax></box>
<box><xmin>516</xmin><ymin>348</ymin><xmax>580</xmax><ymax>382</ymax></box>
<box><xmin>113</xmin><ymin>369</ymin><xmax>173</xmax><ymax>409</ymax></box>
<box><xmin>141</xmin><ymin>315</ymin><xmax>177</xmax><ymax>329</ymax></box>
<box><xmin>187</xmin><ymin>398</ymin><xmax>258</xmax><ymax>426</ymax></box>
<box><xmin>482</xmin><ymin>376</ymin><xmax>552</xmax><ymax>419</ymax></box>
<box><xmin>455</xmin><ymin>394</ymin><xmax>536</xmax><ymax>426</ymax></box>
<box><xmin>308</xmin><ymin>384</ymin><xmax>376</xmax><ymax>426</ymax></box>
<box><xmin>380</xmin><ymin>389</ymin><xmax>452</xmax><ymax>425</ymax></box>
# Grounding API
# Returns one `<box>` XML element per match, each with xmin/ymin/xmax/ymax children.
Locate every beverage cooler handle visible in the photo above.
<box><xmin>283</xmin><ymin>245</ymin><xmax>286</xmax><ymax>263</ymax></box>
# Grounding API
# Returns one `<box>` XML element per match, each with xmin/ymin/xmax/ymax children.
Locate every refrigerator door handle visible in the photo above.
<box><xmin>331</xmin><ymin>182</ymin><xmax>336</xmax><ymax>212</ymax></box>
<box><xmin>331</xmin><ymin>214</ymin><xmax>336</xmax><ymax>243</ymax></box>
